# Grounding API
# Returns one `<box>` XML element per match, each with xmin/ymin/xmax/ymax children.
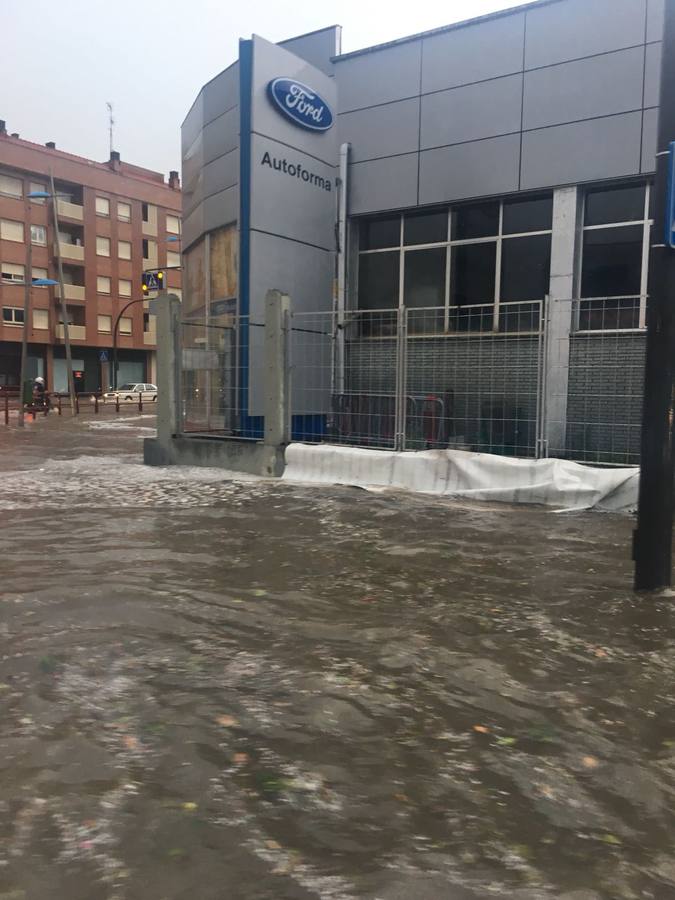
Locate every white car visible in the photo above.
<box><xmin>103</xmin><ymin>383</ymin><xmax>157</xmax><ymax>403</ymax></box>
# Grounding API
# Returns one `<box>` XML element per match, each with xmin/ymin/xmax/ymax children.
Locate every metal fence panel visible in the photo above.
<box><xmin>180</xmin><ymin>318</ymin><xmax>238</xmax><ymax>434</ymax></box>
<box><xmin>404</xmin><ymin>302</ymin><xmax>543</xmax><ymax>457</ymax></box>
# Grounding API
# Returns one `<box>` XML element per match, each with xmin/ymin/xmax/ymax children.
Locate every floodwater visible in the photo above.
<box><xmin>1</xmin><ymin>415</ymin><xmax>675</xmax><ymax>900</ymax></box>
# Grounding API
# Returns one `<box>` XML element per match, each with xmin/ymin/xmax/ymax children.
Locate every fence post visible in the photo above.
<box><xmin>4</xmin><ymin>394</ymin><xmax>8</xmax><ymax>425</ymax></box>
<box><xmin>116</xmin><ymin>395</ymin><xmax>120</xmax><ymax>414</ymax></box>
<box><xmin>541</xmin><ymin>186</ymin><xmax>578</xmax><ymax>458</ymax></box>
<box><xmin>57</xmin><ymin>395</ymin><xmax>62</xmax><ymax>416</ymax></box>
<box><xmin>75</xmin><ymin>394</ymin><xmax>79</xmax><ymax>415</ymax></box>
<box><xmin>394</xmin><ymin>307</ymin><xmax>408</xmax><ymax>452</ymax></box>
<box><xmin>264</xmin><ymin>290</ymin><xmax>291</xmax><ymax>448</ymax></box>
<box><xmin>155</xmin><ymin>293</ymin><xmax>182</xmax><ymax>443</ymax></box>
<box><xmin>139</xmin><ymin>394</ymin><xmax>143</xmax><ymax>413</ymax></box>
<box><xmin>94</xmin><ymin>395</ymin><xmax>99</xmax><ymax>414</ymax></box>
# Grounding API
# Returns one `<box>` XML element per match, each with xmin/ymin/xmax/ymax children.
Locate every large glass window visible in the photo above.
<box><xmin>357</xmin><ymin>252</ymin><xmax>399</xmax><ymax>310</ymax></box>
<box><xmin>404</xmin><ymin>248</ymin><xmax>446</xmax><ymax>332</ymax></box>
<box><xmin>579</xmin><ymin>182</ymin><xmax>650</xmax><ymax>330</ymax></box>
<box><xmin>357</xmin><ymin>193</ymin><xmax>552</xmax><ymax>334</ymax></box>
<box><xmin>359</xmin><ymin>215</ymin><xmax>399</xmax><ymax>251</ymax></box>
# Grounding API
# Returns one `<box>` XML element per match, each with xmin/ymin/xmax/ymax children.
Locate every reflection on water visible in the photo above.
<box><xmin>1</xmin><ymin>416</ymin><xmax>674</xmax><ymax>899</ymax></box>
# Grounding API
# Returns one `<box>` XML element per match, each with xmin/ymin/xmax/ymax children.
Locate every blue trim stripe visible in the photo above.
<box><xmin>238</xmin><ymin>39</ymin><xmax>253</xmax><ymax>435</ymax></box>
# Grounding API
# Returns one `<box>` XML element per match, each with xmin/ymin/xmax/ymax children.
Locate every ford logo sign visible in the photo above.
<box><xmin>267</xmin><ymin>78</ymin><xmax>333</xmax><ymax>132</ymax></box>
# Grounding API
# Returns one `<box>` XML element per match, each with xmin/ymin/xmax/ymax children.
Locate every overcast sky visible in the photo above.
<box><xmin>3</xmin><ymin>0</ymin><xmax>532</xmax><ymax>177</ymax></box>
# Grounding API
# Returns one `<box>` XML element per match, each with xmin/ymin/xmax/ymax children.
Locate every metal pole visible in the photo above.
<box><xmin>113</xmin><ymin>297</ymin><xmax>145</xmax><ymax>391</ymax></box>
<box><xmin>18</xmin><ymin>227</ymin><xmax>32</xmax><ymax>427</ymax></box>
<box><xmin>50</xmin><ymin>172</ymin><xmax>76</xmax><ymax>416</ymax></box>
<box><xmin>634</xmin><ymin>0</ymin><xmax>675</xmax><ymax>591</ymax></box>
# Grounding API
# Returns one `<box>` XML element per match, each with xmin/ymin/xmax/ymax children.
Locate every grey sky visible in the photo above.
<box><xmin>3</xmin><ymin>0</ymin><xmax>532</xmax><ymax>177</ymax></box>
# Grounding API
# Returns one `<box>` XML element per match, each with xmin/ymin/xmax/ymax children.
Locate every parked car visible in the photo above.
<box><xmin>102</xmin><ymin>383</ymin><xmax>158</xmax><ymax>403</ymax></box>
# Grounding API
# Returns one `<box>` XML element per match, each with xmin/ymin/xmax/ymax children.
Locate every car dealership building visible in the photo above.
<box><xmin>178</xmin><ymin>0</ymin><xmax>664</xmax><ymax>465</ymax></box>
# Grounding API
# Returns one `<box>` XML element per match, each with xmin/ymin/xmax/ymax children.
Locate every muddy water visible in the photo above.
<box><xmin>1</xmin><ymin>416</ymin><xmax>675</xmax><ymax>900</ymax></box>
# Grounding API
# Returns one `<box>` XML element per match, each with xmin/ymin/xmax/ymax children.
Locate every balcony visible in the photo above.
<box><xmin>56</xmin><ymin>198</ymin><xmax>84</xmax><ymax>221</ymax></box>
<box><xmin>56</xmin><ymin>323</ymin><xmax>86</xmax><ymax>341</ymax></box>
<box><xmin>55</xmin><ymin>283</ymin><xmax>86</xmax><ymax>301</ymax></box>
<box><xmin>55</xmin><ymin>240</ymin><xmax>84</xmax><ymax>262</ymax></box>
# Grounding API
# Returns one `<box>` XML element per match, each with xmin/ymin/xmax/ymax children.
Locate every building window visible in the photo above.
<box><xmin>0</xmin><ymin>173</ymin><xmax>22</xmax><ymax>198</ymax></box>
<box><xmin>119</xmin><ymin>278</ymin><xmax>132</xmax><ymax>297</ymax></box>
<box><xmin>118</xmin><ymin>240</ymin><xmax>131</xmax><ymax>260</ymax></box>
<box><xmin>578</xmin><ymin>181</ymin><xmax>651</xmax><ymax>331</ymax></box>
<box><xmin>32</xmin><ymin>267</ymin><xmax>48</xmax><ymax>283</ymax></box>
<box><xmin>1</xmin><ymin>262</ymin><xmax>25</xmax><ymax>284</ymax></box>
<box><xmin>96</xmin><ymin>236</ymin><xmax>111</xmax><ymax>257</ymax></box>
<box><xmin>97</xmin><ymin>314</ymin><xmax>112</xmax><ymax>333</ymax></box>
<box><xmin>95</xmin><ymin>196</ymin><xmax>110</xmax><ymax>217</ymax></box>
<box><xmin>119</xmin><ymin>316</ymin><xmax>132</xmax><ymax>334</ymax></box>
<box><xmin>1</xmin><ymin>219</ymin><xmax>24</xmax><ymax>242</ymax></box>
<box><xmin>142</xmin><ymin>238</ymin><xmax>149</xmax><ymax>259</ymax></box>
<box><xmin>33</xmin><ymin>309</ymin><xmax>49</xmax><ymax>329</ymax></box>
<box><xmin>117</xmin><ymin>201</ymin><xmax>131</xmax><ymax>222</ymax></box>
<box><xmin>2</xmin><ymin>306</ymin><xmax>24</xmax><ymax>325</ymax></box>
<box><xmin>166</xmin><ymin>214</ymin><xmax>180</xmax><ymax>235</ymax></box>
<box><xmin>167</xmin><ymin>250</ymin><xmax>181</xmax><ymax>269</ymax></box>
<box><xmin>143</xmin><ymin>312</ymin><xmax>150</xmax><ymax>331</ymax></box>
<box><xmin>142</xmin><ymin>202</ymin><xmax>149</xmax><ymax>222</ymax></box>
<box><xmin>97</xmin><ymin>275</ymin><xmax>111</xmax><ymax>294</ymax></box>
<box><xmin>357</xmin><ymin>194</ymin><xmax>553</xmax><ymax>334</ymax></box>
<box><xmin>30</xmin><ymin>224</ymin><xmax>46</xmax><ymax>245</ymax></box>
<box><xmin>29</xmin><ymin>182</ymin><xmax>46</xmax><ymax>204</ymax></box>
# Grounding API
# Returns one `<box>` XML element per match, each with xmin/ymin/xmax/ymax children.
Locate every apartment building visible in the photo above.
<box><xmin>0</xmin><ymin>123</ymin><xmax>181</xmax><ymax>392</ymax></box>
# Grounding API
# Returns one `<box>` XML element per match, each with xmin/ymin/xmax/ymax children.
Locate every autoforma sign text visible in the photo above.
<box><xmin>267</xmin><ymin>78</ymin><xmax>334</xmax><ymax>132</ymax></box>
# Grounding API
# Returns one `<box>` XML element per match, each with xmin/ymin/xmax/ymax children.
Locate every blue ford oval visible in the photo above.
<box><xmin>267</xmin><ymin>78</ymin><xmax>333</xmax><ymax>132</ymax></box>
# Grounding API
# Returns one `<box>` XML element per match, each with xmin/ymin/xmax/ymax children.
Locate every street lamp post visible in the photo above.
<box><xmin>28</xmin><ymin>179</ymin><xmax>77</xmax><ymax>416</ymax></box>
<box><xmin>18</xmin><ymin>232</ymin><xmax>32</xmax><ymax>428</ymax></box>
<box><xmin>112</xmin><ymin>298</ymin><xmax>146</xmax><ymax>390</ymax></box>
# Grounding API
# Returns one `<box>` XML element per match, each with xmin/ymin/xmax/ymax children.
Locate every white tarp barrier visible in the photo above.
<box><xmin>283</xmin><ymin>444</ymin><xmax>640</xmax><ymax>512</ymax></box>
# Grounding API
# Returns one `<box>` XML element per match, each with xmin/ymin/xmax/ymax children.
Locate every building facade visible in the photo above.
<box><xmin>180</xmin><ymin>0</ymin><xmax>664</xmax><ymax>464</ymax></box>
<box><xmin>0</xmin><ymin>128</ymin><xmax>181</xmax><ymax>392</ymax></box>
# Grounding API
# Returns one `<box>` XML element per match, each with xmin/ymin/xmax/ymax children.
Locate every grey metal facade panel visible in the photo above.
<box><xmin>420</xmin><ymin>74</ymin><xmax>523</xmax><ymax>150</ymax></box>
<box><xmin>203</xmin><ymin>149</ymin><xmax>239</xmax><ymax>198</ymax></box>
<box><xmin>279</xmin><ymin>27</ymin><xmax>340</xmax><ymax>76</ymax></box>
<box><xmin>182</xmin><ymin>203</ymin><xmax>205</xmax><ymax>252</ymax></box>
<box><xmin>335</xmin><ymin>41</ymin><xmax>421</xmax><ymax>113</ymax></box>
<box><xmin>418</xmin><ymin>133</ymin><xmax>520</xmax><ymax>205</ymax></box>
<box><xmin>520</xmin><ymin>112</ymin><xmax>643</xmax><ymax>190</ymax></box>
<box><xmin>203</xmin><ymin>64</ymin><xmax>240</xmax><ymax>127</ymax></box>
<box><xmin>349</xmin><ymin>153</ymin><xmax>419</xmax><ymax>215</ymax></box>
<box><xmin>182</xmin><ymin>132</ymin><xmax>204</xmax><ymax>219</ymax></box>
<box><xmin>202</xmin><ymin>106</ymin><xmax>239</xmax><ymax>166</ymax></box>
<box><xmin>524</xmin><ymin>0</ymin><xmax>647</xmax><ymax>70</ymax></box>
<box><xmin>420</xmin><ymin>12</ymin><xmax>525</xmax><ymax>94</ymax></box>
<box><xmin>203</xmin><ymin>185</ymin><xmax>239</xmax><ymax>234</ymax></box>
<box><xmin>338</xmin><ymin>98</ymin><xmax>420</xmax><ymax>163</ymax></box>
<box><xmin>641</xmin><ymin>107</ymin><xmax>658</xmax><ymax>173</ymax></box>
<box><xmin>182</xmin><ymin>92</ymin><xmax>204</xmax><ymax>157</ymax></box>
<box><xmin>644</xmin><ymin>41</ymin><xmax>662</xmax><ymax>109</ymax></box>
<box><xmin>522</xmin><ymin>47</ymin><xmax>645</xmax><ymax>131</ymax></box>
<box><xmin>647</xmin><ymin>0</ymin><xmax>665</xmax><ymax>42</ymax></box>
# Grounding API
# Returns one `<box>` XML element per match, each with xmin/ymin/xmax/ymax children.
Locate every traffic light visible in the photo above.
<box><xmin>142</xmin><ymin>270</ymin><xmax>165</xmax><ymax>295</ymax></box>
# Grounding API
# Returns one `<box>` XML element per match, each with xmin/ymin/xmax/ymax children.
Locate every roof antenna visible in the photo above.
<box><xmin>106</xmin><ymin>101</ymin><xmax>114</xmax><ymax>156</ymax></box>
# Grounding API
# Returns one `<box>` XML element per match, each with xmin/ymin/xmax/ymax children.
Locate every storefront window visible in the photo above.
<box><xmin>403</xmin><ymin>210</ymin><xmax>448</xmax><ymax>246</ymax></box>
<box><xmin>579</xmin><ymin>182</ymin><xmax>650</xmax><ymax>331</ymax></box>
<box><xmin>359</xmin><ymin>215</ymin><xmax>400</xmax><ymax>251</ymax></box>
<box><xmin>357</xmin><ymin>193</ymin><xmax>553</xmax><ymax>335</ymax></box>
<box><xmin>404</xmin><ymin>247</ymin><xmax>446</xmax><ymax>333</ymax></box>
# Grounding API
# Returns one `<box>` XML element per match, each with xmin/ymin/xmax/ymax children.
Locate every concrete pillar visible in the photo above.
<box><xmin>154</xmin><ymin>293</ymin><xmax>181</xmax><ymax>442</ymax></box>
<box><xmin>543</xmin><ymin>186</ymin><xmax>579</xmax><ymax>455</ymax></box>
<box><xmin>264</xmin><ymin>290</ymin><xmax>291</xmax><ymax>447</ymax></box>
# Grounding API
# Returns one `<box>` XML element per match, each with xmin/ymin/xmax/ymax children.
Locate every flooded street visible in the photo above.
<box><xmin>2</xmin><ymin>416</ymin><xmax>675</xmax><ymax>900</ymax></box>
